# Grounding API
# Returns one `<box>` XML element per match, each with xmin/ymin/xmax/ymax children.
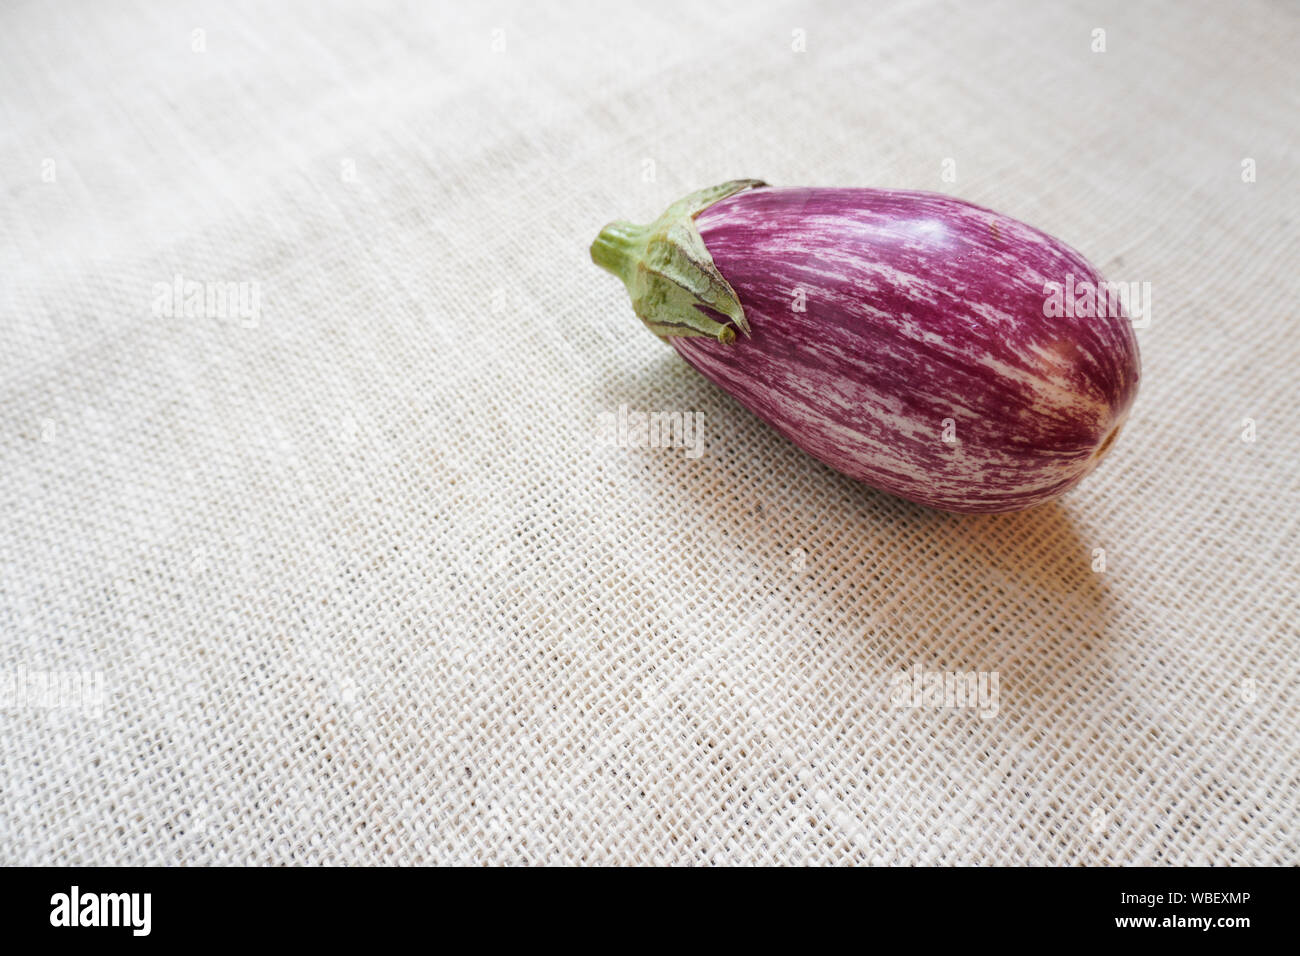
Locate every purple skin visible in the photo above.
<box><xmin>673</xmin><ymin>187</ymin><xmax>1140</xmax><ymax>513</ymax></box>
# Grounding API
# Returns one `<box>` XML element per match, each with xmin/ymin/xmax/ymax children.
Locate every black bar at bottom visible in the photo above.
<box><xmin>0</xmin><ymin>865</ymin><xmax>1283</xmax><ymax>943</ymax></box>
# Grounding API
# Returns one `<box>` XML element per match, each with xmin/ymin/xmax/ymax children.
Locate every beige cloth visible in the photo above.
<box><xmin>1</xmin><ymin>0</ymin><xmax>1296</xmax><ymax>865</ymax></box>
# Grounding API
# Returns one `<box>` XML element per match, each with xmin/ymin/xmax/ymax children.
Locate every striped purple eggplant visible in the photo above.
<box><xmin>590</xmin><ymin>180</ymin><xmax>1140</xmax><ymax>513</ymax></box>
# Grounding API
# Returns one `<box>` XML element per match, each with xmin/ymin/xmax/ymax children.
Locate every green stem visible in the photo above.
<box><xmin>589</xmin><ymin>220</ymin><xmax>646</xmax><ymax>285</ymax></box>
<box><xmin>589</xmin><ymin>179</ymin><xmax>767</xmax><ymax>344</ymax></box>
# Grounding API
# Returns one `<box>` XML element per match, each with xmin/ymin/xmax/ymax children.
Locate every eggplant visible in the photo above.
<box><xmin>591</xmin><ymin>180</ymin><xmax>1140</xmax><ymax>513</ymax></box>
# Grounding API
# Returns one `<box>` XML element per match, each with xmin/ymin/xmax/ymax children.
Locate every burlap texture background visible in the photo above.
<box><xmin>1</xmin><ymin>0</ymin><xmax>1296</xmax><ymax>865</ymax></box>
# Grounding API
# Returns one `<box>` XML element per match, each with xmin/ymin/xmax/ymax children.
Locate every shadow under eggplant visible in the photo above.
<box><xmin>592</xmin><ymin>348</ymin><xmax>1118</xmax><ymax>718</ymax></box>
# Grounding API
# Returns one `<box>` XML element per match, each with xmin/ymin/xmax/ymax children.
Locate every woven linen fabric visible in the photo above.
<box><xmin>1</xmin><ymin>0</ymin><xmax>1297</xmax><ymax>867</ymax></box>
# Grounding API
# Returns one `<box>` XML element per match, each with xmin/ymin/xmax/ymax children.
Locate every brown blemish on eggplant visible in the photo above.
<box><xmin>1094</xmin><ymin>424</ymin><xmax>1120</xmax><ymax>460</ymax></box>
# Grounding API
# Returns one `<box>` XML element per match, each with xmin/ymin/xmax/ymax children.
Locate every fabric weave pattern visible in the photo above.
<box><xmin>1</xmin><ymin>0</ymin><xmax>1296</xmax><ymax>865</ymax></box>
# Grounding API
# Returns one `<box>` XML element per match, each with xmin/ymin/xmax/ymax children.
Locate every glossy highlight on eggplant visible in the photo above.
<box><xmin>592</xmin><ymin>181</ymin><xmax>1140</xmax><ymax>513</ymax></box>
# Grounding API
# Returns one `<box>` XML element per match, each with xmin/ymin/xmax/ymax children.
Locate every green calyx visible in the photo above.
<box><xmin>590</xmin><ymin>179</ymin><xmax>767</xmax><ymax>344</ymax></box>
